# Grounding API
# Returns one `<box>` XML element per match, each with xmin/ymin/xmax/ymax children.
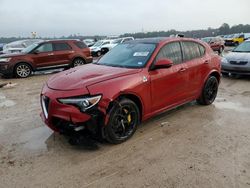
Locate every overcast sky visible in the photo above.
<box><xmin>0</xmin><ymin>0</ymin><xmax>249</xmax><ymax>37</ymax></box>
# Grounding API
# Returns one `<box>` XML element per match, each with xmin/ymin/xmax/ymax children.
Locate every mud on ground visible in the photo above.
<box><xmin>0</xmin><ymin>72</ymin><xmax>250</xmax><ymax>188</ymax></box>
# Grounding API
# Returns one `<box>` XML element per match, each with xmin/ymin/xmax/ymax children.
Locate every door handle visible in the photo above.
<box><xmin>179</xmin><ymin>68</ymin><xmax>187</xmax><ymax>73</ymax></box>
<box><xmin>48</xmin><ymin>53</ymin><xmax>54</xmax><ymax>56</ymax></box>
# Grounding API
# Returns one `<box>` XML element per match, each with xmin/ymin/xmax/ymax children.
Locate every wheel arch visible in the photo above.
<box><xmin>106</xmin><ymin>92</ymin><xmax>144</xmax><ymax>122</ymax></box>
<box><xmin>209</xmin><ymin>71</ymin><xmax>221</xmax><ymax>83</ymax></box>
<box><xmin>14</xmin><ymin>61</ymin><xmax>34</xmax><ymax>73</ymax></box>
<box><xmin>71</xmin><ymin>56</ymin><xmax>86</xmax><ymax>64</ymax></box>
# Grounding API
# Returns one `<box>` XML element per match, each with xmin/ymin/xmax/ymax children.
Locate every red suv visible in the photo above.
<box><xmin>41</xmin><ymin>37</ymin><xmax>221</xmax><ymax>144</ymax></box>
<box><xmin>0</xmin><ymin>40</ymin><xmax>92</xmax><ymax>78</ymax></box>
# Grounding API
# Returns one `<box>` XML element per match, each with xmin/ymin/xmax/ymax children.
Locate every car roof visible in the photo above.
<box><xmin>43</xmin><ymin>39</ymin><xmax>81</xmax><ymax>43</ymax></box>
<box><xmin>126</xmin><ymin>37</ymin><xmax>198</xmax><ymax>44</ymax></box>
<box><xmin>127</xmin><ymin>37</ymin><xmax>169</xmax><ymax>44</ymax></box>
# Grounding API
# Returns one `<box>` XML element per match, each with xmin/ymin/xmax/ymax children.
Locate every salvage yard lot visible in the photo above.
<box><xmin>1</xmin><ymin>63</ymin><xmax>250</xmax><ymax>187</ymax></box>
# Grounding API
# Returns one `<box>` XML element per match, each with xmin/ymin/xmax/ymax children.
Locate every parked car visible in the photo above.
<box><xmin>101</xmin><ymin>37</ymin><xmax>134</xmax><ymax>54</ymax></box>
<box><xmin>2</xmin><ymin>39</ymin><xmax>43</xmax><ymax>54</ymax></box>
<box><xmin>0</xmin><ymin>39</ymin><xmax>92</xmax><ymax>78</ymax></box>
<box><xmin>40</xmin><ymin>37</ymin><xmax>221</xmax><ymax>144</ymax></box>
<box><xmin>221</xmin><ymin>39</ymin><xmax>250</xmax><ymax>76</ymax></box>
<box><xmin>90</xmin><ymin>40</ymin><xmax>113</xmax><ymax>57</ymax></box>
<box><xmin>83</xmin><ymin>39</ymin><xmax>95</xmax><ymax>47</ymax></box>
<box><xmin>0</xmin><ymin>43</ymin><xmax>5</xmax><ymax>54</ymax></box>
<box><xmin>201</xmin><ymin>37</ymin><xmax>225</xmax><ymax>54</ymax></box>
<box><xmin>224</xmin><ymin>33</ymin><xmax>250</xmax><ymax>46</ymax></box>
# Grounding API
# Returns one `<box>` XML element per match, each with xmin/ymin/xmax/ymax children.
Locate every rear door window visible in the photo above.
<box><xmin>182</xmin><ymin>41</ymin><xmax>204</xmax><ymax>61</ymax></box>
<box><xmin>155</xmin><ymin>42</ymin><xmax>183</xmax><ymax>65</ymax></box>
<box><xmin>53</xmin><ymin>43</ymin><xmax>72</xmax><ymax>51</ymax></box>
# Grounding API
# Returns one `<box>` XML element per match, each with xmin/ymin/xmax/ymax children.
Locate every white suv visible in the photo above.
<box><xmin>101</xmin><ymin>37</ymin><xmax>134</xmax><ymax>54</ymax></box>
<box><xmin>90</xmin><ymin>40</ymin><xmax>113</xmax><ymax>57</ymax></box>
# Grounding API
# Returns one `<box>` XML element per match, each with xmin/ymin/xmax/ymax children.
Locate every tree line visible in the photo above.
<box><xmin>1</xmin><ymin>23</ymin><xmax>250</xmax><ymax>44</ymax></box>
<box><xmin>120</xmin><ymin>23</ymin><xmax>250</xmax><ymax>38</ymax></box>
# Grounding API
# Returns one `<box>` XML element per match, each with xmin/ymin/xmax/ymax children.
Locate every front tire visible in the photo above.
<box><xmin>218</xmin><ymin>46</ymin><xmax>223</xmax><ymax>54</ymax></box>
<box><xmin>72</xmin><ymin>58</ymin><xmax>85</xmax><ymax>67</ymax></box>
<box><xmin>105</xmin><ymin>99</ymin><xmax>140</xmax><ymax>144</ymax></box>
<box><xmin>15</xmin><ymin>63</ymin><xmax>32</xmax><ymax>78</ymax></box>
<box><xmin>197</xmin><ymin>76</ymin><xmax>218</xmax><ymax>105</ymax></box>
<box><xmin>96</xmin><ymin>51</ymin><xmax>102</xmax><ymax>57</ymax></box>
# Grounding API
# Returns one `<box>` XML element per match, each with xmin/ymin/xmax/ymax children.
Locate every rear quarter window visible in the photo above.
<box><xmin>74</xmin><ymin>41</ymin><xmax>88</xmax><ymax>49</ymax></box>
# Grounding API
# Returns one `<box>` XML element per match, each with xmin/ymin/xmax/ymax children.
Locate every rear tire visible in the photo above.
<box><xmin>104</xmin><ymin>99</ymin><xmax>140</xmax><ymax>144</ymax></box>
<box><xmin>15</xmin><ymin>63</ymin><xmax>32</xmax><ymax>78</ymax></box>
<box><xmin>197</xmin><ymin>76</ymin><xmax>218</xmax><ymax>105</ymax></box>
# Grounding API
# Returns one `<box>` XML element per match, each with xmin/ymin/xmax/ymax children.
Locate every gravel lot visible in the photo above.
<box><xmin>1</xmin><ymin>50</ymin><xmax>250</xmax><ymax>188</ymax></box>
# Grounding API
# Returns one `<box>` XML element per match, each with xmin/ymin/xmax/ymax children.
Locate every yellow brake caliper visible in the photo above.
<box><xmin>124</xmin><ymin>109</ymin><xmax>132</xmax><ymax>124</ymax></box>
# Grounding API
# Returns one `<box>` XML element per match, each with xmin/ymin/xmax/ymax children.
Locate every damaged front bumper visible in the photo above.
<box><xmin>40</xmin><ymin>84</ymin><xmax>105</xmax><ymax>136</ymax></box>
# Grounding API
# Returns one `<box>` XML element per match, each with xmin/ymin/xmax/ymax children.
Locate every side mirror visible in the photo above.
<box><xmin>152</xmin><ymin>58</ymin><xmax>173</xmax><ymax>70</ymax></box>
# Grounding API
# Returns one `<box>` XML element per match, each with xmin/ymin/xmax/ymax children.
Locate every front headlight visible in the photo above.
<box><xmin>0</xmin><ymin>58</ymin><xmax>11</xmax><ymax>62</ymax></box>
<box><xmin>221</xmin><ymin>57</ymin><xmax>228</xmax><ymax>64</ymax></box>
<box><xmin>58</xmin><ymin>95</ymin><xmax>102</xmax><ymax>112</ymax></box>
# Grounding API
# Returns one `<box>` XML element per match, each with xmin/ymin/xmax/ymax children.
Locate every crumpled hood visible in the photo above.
<box><xmin>47</xmin><ymin>63</ymin><xmax>142</xmax><ymax>91</ymax></box>
<box><xmin>224</xmin><ymin>52</ymin><xmax>250</xmax><ymax>62</ymax></box>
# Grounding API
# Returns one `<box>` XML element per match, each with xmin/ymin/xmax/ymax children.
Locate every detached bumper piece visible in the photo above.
<box><xmin>51</xmin><ymin>108</ymin><xmax>105</xmax><ymax>141</ymax></box>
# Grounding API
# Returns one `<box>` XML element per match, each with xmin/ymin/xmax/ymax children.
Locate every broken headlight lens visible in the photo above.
<box><xmin>58</xmin><ymin>95</ymin><xmax>102</xmax><ymax>112</ymax></box>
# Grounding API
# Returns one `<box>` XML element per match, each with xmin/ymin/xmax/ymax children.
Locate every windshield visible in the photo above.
<box><xmin>202</xmin><ymin>38</ymin><xmax>212</xmax><ymax>43</ymax></box>
<box><xmin>22</xmin><ymin>43</ymin><xmax>39</xmax><ymax>53</ymax></box>
<box><xmin>93</xmin><ymin>41</ymin><xmax>103</xmax><ymax>47</ymax></box>
<box><xmin>233</xmin><ymin>41</ymin><xmax>250</xmax><ymax>52</ymax></box>
<box><xmin>96</xmin><ymin>43</ymin><xmax>156</xmax><ymax>68</ymax></box>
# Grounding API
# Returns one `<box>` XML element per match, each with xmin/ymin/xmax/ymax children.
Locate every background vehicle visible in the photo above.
<box><xmin>0</xmin><ymin>43</ymin><xmax>5</xmax><ymax>54</ymax></box>
<box><xmin>201</xmin><ymin>37</ymin><xmax>225</xmax><ymax>54</ymax></box>
<box><xmin>83</xmin><ymin>39</ymin><xmax>95</xmax><ymax>47</ymax></box>
<box><xmin>0</xmin><ymin>39</ymin><xmax>92</xmax><ymax>78</ymax></box>
<box><xmin>224</xmin><ymin>33</ymin><xmax>250</xmax><ymax>46</ymax></box>
<box><xmin>2</xmin><ymin>39</ymin><xmax>43</xmax><ymax>54</ymax></box>
<box><xmin>41</xmin><ymin>37</ymin><xmax>221</xmax><ymax>144</ymax></box>
<box><xmin>221</xmin><ymin>39</ymin><xmax>250</xmax><ymax>76</ymax></box>
<box><xmin>90</xmin><ymin>40</ymin><xmax>113</xmax><ymax>57</ymax></box>
<box><xmin>101</xmin><ymin>37</ymin><xmax>134</xmax><ymax>54</ymax></box>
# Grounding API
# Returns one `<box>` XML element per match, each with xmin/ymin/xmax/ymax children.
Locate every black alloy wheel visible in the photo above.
<box><xmin>197</xmin><ymin>76</ymin><xmax>219</xmax><ymax>105</ymax></box>
<box><xmin>105</xmin><ymin>99</ymin><xmax>140</xmax><ymax>144</ymax></box>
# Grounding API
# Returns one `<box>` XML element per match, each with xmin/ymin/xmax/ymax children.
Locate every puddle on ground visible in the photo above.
<box><xmin>0</xmin><ymin>92</ymin><xmax>16</xmax><ymax>108</ymax></box>
<box><xmin>19</xmin><ymin>127</ymin><xmax>53</xmax><ymax>154</ymax></box>
<box><xmin>215</xmin><ymin>99</ymin><xmax>250</xmax><ymax>113</ymax></box>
